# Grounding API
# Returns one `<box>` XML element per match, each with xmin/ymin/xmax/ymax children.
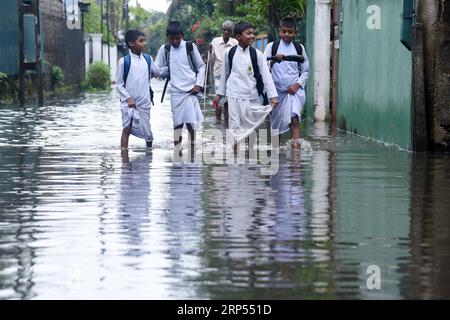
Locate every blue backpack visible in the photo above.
<box><xmin>123</xmin><ymin>53</ymin><xmax>154</xmax><ymax>105</ymax></box>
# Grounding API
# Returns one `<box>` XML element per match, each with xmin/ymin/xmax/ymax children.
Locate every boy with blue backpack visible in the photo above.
<box><xmin>116</xmin><ymin>30</ymin><xmax>156</xmax><ymax>151</ymax></box>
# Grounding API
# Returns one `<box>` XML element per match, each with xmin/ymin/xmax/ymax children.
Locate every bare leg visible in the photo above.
<box><xmin>186</xmin><ymin>123</ymin><xmax>195</xmax><ymax>145</ymax></box>
<box><xmin>121</xmin><ymin>126</ymin><xmax>131</xmax><ymax>150</ymax></box>
<box><xmin>174</xmin><ymin>124</ymin><xmax>183</xmax><ymax>146</ymax></box>
<box><xmin>224</xmin><ymin>102</ymin><xmax>229</xmax><ymax>128</ymax></box>
<box><xmin>215</xmin><ymin>105</ymin><xmax>222</xmax><ymax>122</ymax></box>
<box><xmin>289</xmin><ymin>116</ymin><xmax>301</xmax><ymax>149</ymax></box>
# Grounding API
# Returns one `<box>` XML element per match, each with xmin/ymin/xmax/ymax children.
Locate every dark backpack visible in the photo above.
<box><xmin>270</xmin><ymin>39</ymin><xmax>304</xmax><ymax>74</ymax></box>
<box><xmin>164</xmin><ymin>41</ymin><xmax>199</xmax><ymax>80</ymax></box>
<box><xmin>227</xmin><ymin>45</ymin><xmax>268</xmax><ymax>105</ymax></box>
<box><xmin>123</xmin><ymin>53</ymin><xmax>154</xmax><ymax>105</ymax></box>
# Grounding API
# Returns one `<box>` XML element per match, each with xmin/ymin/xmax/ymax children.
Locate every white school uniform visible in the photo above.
<box><xmin>264</xmin><ymin>40</ymin><xmax>309</xmax><ymax>135</ymax></box>
<box><xmin>116</xmin><ymin>52</ymin><xmax>156</xmax><ymax>142</ymax></box>
<box><xmin>154</xmin><ymin>40</ymin><xmax>206</xmax><ymax>129</ymax></box>
<box><xmin>217</xmin><ymin>45</ymin><xmax>278</xmax><ymax>142</ymax></box>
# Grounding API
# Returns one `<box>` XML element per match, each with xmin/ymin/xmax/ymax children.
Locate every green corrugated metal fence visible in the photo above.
<box><xmin>338</xmin><ymin>0</ymin><xmax>413</xmax><ymax>149</ymax></box>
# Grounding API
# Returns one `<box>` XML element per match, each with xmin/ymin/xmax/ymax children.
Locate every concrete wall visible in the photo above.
<box><xmin>416</xmin><ymin>0</ymin><xmax>450</xmax><ymax>151</ymax></box>
<box><xmin>40</xmin><ymin>0</ymin><xmax>85</xmax><ymax>85</ymax></box>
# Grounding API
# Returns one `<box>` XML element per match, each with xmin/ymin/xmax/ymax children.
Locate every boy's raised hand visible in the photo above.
<box><xmin>270</xmin><ymin>97</ymin><xmax>279</xmax><ymax>108</ymax></box>
<box><xmin>127</xmin><ymin>97</ymin><xmax>136</xmax><ymax>108</ymax></box>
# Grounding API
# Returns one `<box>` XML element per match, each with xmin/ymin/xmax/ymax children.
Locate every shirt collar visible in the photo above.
<box><xmin>220</xmin><ymin>37</ymin><xmax>234</xmax><ymax>46</ymax></box>
<box><xmin>130</xmin><ymin>51</ymin><xmax>142</xmax><ymax>58</ymax></box>
<box><xmin>238</xmin><ymin>44</ymin><xmax>250</xmax><ymax>52</ymax></box>
<box><xmin>177</xmin><ymin>40</ymin><xmax>186</xmax><ymax>49</ymax></box>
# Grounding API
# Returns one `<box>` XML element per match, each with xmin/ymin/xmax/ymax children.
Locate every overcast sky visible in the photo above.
<box><xmin>134</xmin><ymin>0</ymin><xmax>170</xmax><ymax>13</ymax></box>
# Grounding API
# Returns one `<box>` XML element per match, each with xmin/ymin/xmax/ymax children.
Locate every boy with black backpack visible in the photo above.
<box><xmin>213</xmin><ymin>21</ymin><xmax>278</xmax><ymax>149</ymax></box>
<box><xmin>264</xmin><ymin>18</ymin><xmax>309</xmax><ymax>150</ymax></box>
<box><xmin>154</xmin><ymin>21</ymin><xmax>206</xmax><ymax>149</ymax></box>
<box><xmin>116</xmin><ymin>30</ymin><xmax>156</xmax><ymax>151</ymax></box>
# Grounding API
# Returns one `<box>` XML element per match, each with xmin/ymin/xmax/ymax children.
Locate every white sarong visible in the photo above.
<box><xmin>170</xmin><ymin>91</ymin><xmax>204</xmax><ymax>129</ymax></box>
<box><xmin>228</xmin><ymin>97</ymin><xmax>272</xmax><ymax>143</ymax></box>
<box><xmin>121</xmin><ymin>104</ymin><xmax>153</xmax><ymax>142</ymax></box>
<box><xmin>270</xmin><ymin>88</ymin><xmax>305</xmax><ymax>135</ymax></box>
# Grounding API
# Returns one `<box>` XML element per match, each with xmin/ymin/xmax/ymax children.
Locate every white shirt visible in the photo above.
<box><xmin>154</xmin><ymin>40</ymin><xmax>206</xmax><ymax>93</ymax></box>
<box><xmin>210</xmin><ymin>36</ymin><xmax>238</xmax><ymax>77</ymax></box>
<box><xmin>264</xmin><ymin>40</ymin><xmax>309</xmax><ymax>91</ymax></box>
<box><xmin>115</xmin><ymin>51</ymin><xmax>155</xmax><ymax>108</ymax></box>
<box><xmin>218</xmin><ymin>45</ymin><xmax>278</xmax><ymax>100</ymax></box>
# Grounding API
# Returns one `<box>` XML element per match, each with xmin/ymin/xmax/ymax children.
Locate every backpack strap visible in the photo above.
<box><xmin>185</xmin><ymin>41</ymin><xmax>198</xmax><ymax>74</ymax></box>
<box><xmin>271</xmin><ymin>39</ymin><xmax>281</xmax><ymax>57</ymax></box>
<box><xmin>293</xmin><ymin>42</ymin><xmax>303</xmax><ymax>76</ymax></box>
<box><xmin>293</xmin><ymin>41</ymin><xmax>303</xmax><ymax>56</ymax></box>
<box><xmin>143</xmin><ymin>53</ymin><xmax>152</xmax><ymax>76</ymax></box>
<box><xmin>227</xmin><ymin>45</ymin><xmax>238</xmax><ymax>80</ymax></box>
<box><xmin>123</xmin><ymin>54</ymin><xmax>131</xmax><ymax>86</ymax></box>
<box><xmin>249</xmin><ymin>46</ymin><xmax>268</xmax><ymax>104</ymax></box>
<box><xmin>164</xmin><ymin>44</ymin><xmax>171</xmax><ymax>80</ymax></box>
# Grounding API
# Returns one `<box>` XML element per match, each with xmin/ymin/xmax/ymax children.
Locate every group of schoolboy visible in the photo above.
<box><xmin>116</xmin><ymin>18</ymin><xmax>309</xmax><ymax>153</ymax></box>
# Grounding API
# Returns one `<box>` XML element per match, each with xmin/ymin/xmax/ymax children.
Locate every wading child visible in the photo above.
<box><xmin>154</xmin><ymin>21</ymin><xmax>206</xmax><ymax>150</ymax></box>
<box><xmin>214</xmin><ymin>21</ymin><xmax>278</xmax><ymax>151</ymax></box>
<box><xmin>263</xmin><ymin>18</ymin><xmax>309</xmax><ymax>149</ymax></box>
<box><xmin>116</xmin><ymin>30</ymin><xmax>156</xmax><ymax>151</ymax></box>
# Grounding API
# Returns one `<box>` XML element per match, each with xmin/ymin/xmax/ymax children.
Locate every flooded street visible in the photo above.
<box><xmin>1</xmin><ymin>80</ymin><xmax>449</xmax><ymax>299</ymax></box>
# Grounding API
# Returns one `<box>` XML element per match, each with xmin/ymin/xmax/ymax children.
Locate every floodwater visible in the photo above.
<box><xmin>0</xmin><ymin>80</ymin><xmax>449</xmax><ymax>299</ymax></box>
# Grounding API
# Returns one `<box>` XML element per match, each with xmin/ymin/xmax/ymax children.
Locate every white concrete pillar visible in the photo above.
<box><xmin>110</xmin><ymin>47</ymin><xmax>117</xmax><ymax>82</ymax></box>
<box><xmin>84</xmin><ymin>34</ymin><xmax>90</xmax><ymax>75</ymax></box>
<box><xmin>313</xmin><ymin>0</ymin><xmax>332</xmax><ymax>122</ymax></box>
<box><xmin>90</xmin><ymin>33</ymin><xmax>103</xmax><ymax>63</ymax></box>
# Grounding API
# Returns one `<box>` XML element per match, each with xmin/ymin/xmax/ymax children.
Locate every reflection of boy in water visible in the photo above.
<box><xmin>119</xmin><ymin>153</ymin><xmax>152</xmax><ymax>251</ymax></box>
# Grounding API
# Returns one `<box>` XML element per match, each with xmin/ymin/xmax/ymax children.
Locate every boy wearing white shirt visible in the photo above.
<box><xmin>213</xmin><ymin>21</ymin><xmax>278</xmax><ymax>151</ymax></box>
<box><xmin>116</xmin><ymin>30</ymin><xmax>156</xmax><ymax>151</ymax></box>
<box><xmin>154</xmin><ymin>21</ymin><xmax>206</xmax><ymax>149</ymax></box>
<box><xmin>264</xmin><ymin>18</ymin><xmax>309</xmax><ymax>149</ymax></box>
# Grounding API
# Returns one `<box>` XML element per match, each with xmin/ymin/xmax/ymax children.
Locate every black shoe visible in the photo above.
<box><xmin>146</xmin><ymin>141</ymin><xmax>153</xmax><ymax>148</ymax></box>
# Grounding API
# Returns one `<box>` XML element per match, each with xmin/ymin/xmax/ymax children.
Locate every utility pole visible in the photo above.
<box><xmin>125</xmin><ymin>0</ymin><xmax>129</xmax><ymax>31</ymax></box>
<box><xmin>331</xmin><ymin>0</ymin><xmax>340</xmax><ymax>129</ymax></box>
<box><xmin>35</xmin><ymin>0</ymin><xmax>43</xmax><ymax>107</ymax></box>
<box><xmin>19</xmin><ymin>1</ymin><xmax>25</xmax><ymax>106</ymax></box>
<box><xmin>106</xmin><ymin>0</ymin><xmax>111</xmax><ymax>67</ymax></box>
<box><xmin>110</xmin><ymin>0</ymin><xmax>116</xmax><ymax>39</ymax></box>
<box><xmin>100</xmin><ymin>0</ymin><xmax>104</xmax><ymax>61</ymax></box>
<box><xmin>228</xmin><ymin>0</ymin><xmax>233</xmax><ymax>15</ymax></box>
<box><xmin>268</xmin><ymin>0</ymin><xmax>279</xmax><ymax>43</ymax></box>
<box><xmin>19</xmin><ymin>0</ymin><xmax>43</xmax><ymax>107</ymax></box>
